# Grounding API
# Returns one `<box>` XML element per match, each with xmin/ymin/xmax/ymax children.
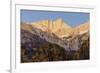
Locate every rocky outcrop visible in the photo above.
<box><xmin>31</xmin><ymin>18</ymin><xmax>73</xmax><ymax>38</ymax></box>
<box><xmin>21</xmin><ymin>20</ymin><xmax>90</xmax><ymax>62</ymax></box>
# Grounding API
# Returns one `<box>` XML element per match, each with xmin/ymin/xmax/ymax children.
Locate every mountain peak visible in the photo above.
<box><xmin>31</xmin><ymin>18</ymin><xmax>73</xmax><ymax>37</ymax></box>
<box><xmin>30</xmin><ymin>18</ymin><xmax>89</xmax><ymax>38</ymax></box>
<box><xmin>73</xmin><ymin>21</ymin><xmax>89</xmax><ymax>35</ymax></box>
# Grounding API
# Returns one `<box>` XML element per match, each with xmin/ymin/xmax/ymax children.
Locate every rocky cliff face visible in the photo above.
<box><xmin>21</xmin><ymin>24</ymin><xmax>69</xmax><ymax>62</ymax></box>
<box><xmin>31</xmin><ymin>18</ymin><xmax>89</xmax><ymax>38</ymax></box>
<box><xmin>31</xmin><ymin>18</ymin><xmax>73</xmax><ymax>38</ymax></box>
<box><xmin>73</xmin><ymin>22</ymin><xmax>89</xmax><ymax>35</ymax></box>
<box><xmin>21</xmin><ymin>19</ymin><xmax>90</xmax><ymax>62</ymax></box>
<box><xmin>21</xmin><ymin>24</ymin><xmax>70</xmax><ymax>51</ymax></box>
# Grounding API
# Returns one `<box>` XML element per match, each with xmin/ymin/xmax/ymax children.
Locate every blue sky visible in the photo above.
<box><xmin>21</xmin><ymin>10</ymin><xmax>89</xmax><ymax>27</ymax></box>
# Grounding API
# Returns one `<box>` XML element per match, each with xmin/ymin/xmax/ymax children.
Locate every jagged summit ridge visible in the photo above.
<box><xmin>31</xmin><ymin>18</ymin><xmax>89</xmax><ymax>38</ymax></box>
<box><xmin>31</xmin><ymin>18</ymin><xmax>73</xmax><ymax>38</ymax></box>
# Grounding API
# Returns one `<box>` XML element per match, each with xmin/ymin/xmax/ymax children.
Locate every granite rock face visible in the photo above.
<box><xmin>21</xmin><ymin>21</ymin><xmax>90</xmax><ymax>63</ymax></box>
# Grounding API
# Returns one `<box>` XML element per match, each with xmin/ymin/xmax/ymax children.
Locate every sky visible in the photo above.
<box><xmin>21</xmin><ymin>9</ymin><xmax>89</xmax><ymax>27</ymax></box>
